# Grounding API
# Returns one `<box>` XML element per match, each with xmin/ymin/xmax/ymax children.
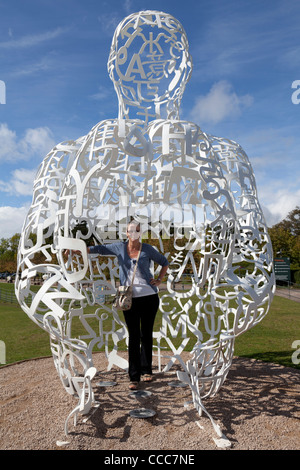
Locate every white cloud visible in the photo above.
<box><xmin>190</xmin><ymin>80</ymin><xmax>253</xmax><ymax>125</ymax></box>
<box><xmin>260</xmin><ymin>186</ymin><xmax>300</xmax><ymax>227</ymax></box>
<box><xmin>98</xmin><ymin>13</ymin><xmax>121</xmax><ymax>35</ymax></box>
<box><xmin>13</xmin><ymin>168</ymin><xmax>36</xmax><ymax>196</ymax></box>
<box><xmin>0</xmin><ymin>123</ymin><xmax>55</xmax><ymax>162</ymax></box>
<box><xmin>0</xmin><ymin>124</ymin><xmax>55</xmax><ymax>201</ymax></box>
<box><xmin>0</xmin><ymin>27</ymin><xmax>68</xmax><ymax>49</ymax></box>
<box><xmin>21</xmin><ymin>127</ymin><xmax>55</xmax><ymax>156</ymax></box>
<box><xmin>0</xmin><ymin>168</ymin><xmax>36</xmax><ymax>196</ymax></box>
<box><xmin>233</xmin><ymin>125</ymin><xmax>300</xmax><ymax>227</ymax></box>
<box><xmin>123</xmin><ymin>0</ymin><xmax>133</xmax><ymax>14</ymax></box>
<box><xmin>0</xmin><ymin>124</ymin><xmax>17</xmax><ymax>160</ymax></box>
<box><xmin>0</xmin><ymin>205</ymin><xmax>30</xmax><ymax>238</ymax></box>
<box><xmin>89</xmin><ymin>85</ymin><xmax>112</xmax><ymax>101</ymax></box>
<box><xmin>13</xmin><ymin>57</ymin><xmax>53</xmax><ymax>77</ymax></box>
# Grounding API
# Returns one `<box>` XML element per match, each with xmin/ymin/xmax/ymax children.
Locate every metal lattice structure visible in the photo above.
<box><xmin>15</xmin><ymin>10</ymin><xmax>275</xmax><ymax>440</ymax></box>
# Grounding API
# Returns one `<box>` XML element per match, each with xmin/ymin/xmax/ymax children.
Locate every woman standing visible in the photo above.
<box><xmin>88</xmin><ymin>221</ymin><xmax>169</xmax><ymax>389</ymax></box>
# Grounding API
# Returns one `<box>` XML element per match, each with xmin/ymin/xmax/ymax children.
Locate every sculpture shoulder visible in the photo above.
<box><xmin>206</xmin><ymin>132</ymin><xmax>251</xmax><ymax>164</ymax></box>
<box><xmin>89</xmin><ymin>118</ymin><xmax>145</xmax><ymax>133</ymax></box>
<box><xmin>206</xmin><ymin>132</ymin><xmax>242</xmax><ymax>150</ymax></box>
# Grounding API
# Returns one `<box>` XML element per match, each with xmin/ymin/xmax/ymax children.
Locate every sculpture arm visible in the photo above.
<box><xmin>210</xmin><ymin>136</ymin><xmax>275</xmax><ymax>335</ymax></box>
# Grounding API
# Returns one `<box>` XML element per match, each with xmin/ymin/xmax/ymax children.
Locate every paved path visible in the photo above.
<box><xmin>275</xmin><ymin>288</ymin><xmax>300</xmax><ymax>303</ymax></box>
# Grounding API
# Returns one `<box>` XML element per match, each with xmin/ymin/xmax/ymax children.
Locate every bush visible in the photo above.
<box><xmin>292</xmin><ymin>270</ymin><xmax>300</xmax><ymax>286</ymax></box>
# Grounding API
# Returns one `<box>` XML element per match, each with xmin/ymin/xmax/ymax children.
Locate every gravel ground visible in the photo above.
<box><xmin>0</xmin><ymin>352</ymin><xmax>299</xmax><ymax>451</ymax></box>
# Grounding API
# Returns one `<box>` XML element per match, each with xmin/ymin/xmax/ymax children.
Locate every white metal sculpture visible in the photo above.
<box><xmin>15</xmin><ymin>10</ymin><xmax>275</xmax><ymax>441</ymax></box>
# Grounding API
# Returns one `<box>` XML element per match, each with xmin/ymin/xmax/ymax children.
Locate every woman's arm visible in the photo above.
<box><xmin>147</xmin><ymin>244</ymin><xmax>169</xmax><ymax>267</ymax></box>
<box><xmin>64</xmin><ymin>246</ymin><xmax>90</xmax><ymax>256</ymax></box>
<box><xmin>150</xmin><ymin>264</ymin><xmax>169</xmax><ymax>287</ymax></box>
<box><xmin>65</xmin><ymin>243</ymin><xmax>120</xmax><ymax>257</ymax></box>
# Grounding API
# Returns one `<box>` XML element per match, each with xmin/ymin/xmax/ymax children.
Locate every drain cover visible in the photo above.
<box><xmin>184</xmin><ymin>400</ymin><xmax>193</xmax><ymax>408</ymax></box>
<box><xmin>168</xmin><ymin>381</ymin><xmax>188</xmax><ymax>388</ymax></box>
<box><xmin>129</xmin><ymin>408</ymin><xmax>156</xmax><ymax>418</ymax></box>
<box><xmin>97</xmin><ymin>381</ymin><xmax>117</xmax><ymax>387</ymax></box>
<box><xmin>129</xmin><ymin>390</ymin><xmax>152</xmax><ymax>398</ymax></box>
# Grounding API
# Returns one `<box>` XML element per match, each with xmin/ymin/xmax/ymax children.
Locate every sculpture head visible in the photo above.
<box><xmin>108</xmin><ymin>10</ymin><xmax>193</xmax><ymax>122</ymax></box>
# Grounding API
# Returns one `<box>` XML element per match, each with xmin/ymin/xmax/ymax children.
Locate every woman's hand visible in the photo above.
<box><xmin>150</xmin><ymin>278</ymin><xmax>162</xmax><ymax>287</ymax></box>
<box><xmin>64</xmin><ymin>249</ymin><xmax>81</xmax><ymax>256</ymax></box>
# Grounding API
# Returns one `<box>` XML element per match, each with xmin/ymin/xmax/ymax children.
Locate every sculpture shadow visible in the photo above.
<box><xmin>71</xmin><ymin>366</ymin><xmax>199</xmax><ymax>444</ymax></box>
<box><xmin>66</xmin><ymin>356</ymin><xmax>300</xmax><ymax>447</ymax></box>
<box><xmin>205</xmin><ymin>357</ymin><xmax>300</xmax><ymax>440</ymax></box>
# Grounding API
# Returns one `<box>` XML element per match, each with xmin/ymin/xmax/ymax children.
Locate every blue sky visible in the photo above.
<box><xmin>0</xmin><ymin>0</ymin><xmax>299</xmax><ymax>238</ymax></box>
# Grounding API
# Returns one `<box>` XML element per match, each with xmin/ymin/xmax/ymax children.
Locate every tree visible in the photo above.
<box><xmin>0</xmin><ymin>233</ymin><xmax>21</xmax><ymax>272</ymax></box>
<box><xmin>268</xmin><ymin>206</ymin><xmax>300</xmax><ymax>270</ymax></box>
<box><xmin>290</xmin><ymin>235</ymin><xmax>300</xmax><ymax>268</ymax></box>
<box><xmin>273</xmin><ymin>206</ymin><xmax>300</xmax><ymax>236</ymax></box>
<box><xmin>268</xmin><ymin>226</ymin><xmax>294</xmax><ymax>259</ymax></box>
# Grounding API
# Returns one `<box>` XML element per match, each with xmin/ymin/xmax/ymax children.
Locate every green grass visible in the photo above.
<box><xmin>0</xmin><ymin>302</ymin><xmax>51</xmax><ymax>363</ymax></box>
<box><xmin>234</xmin><ymin>295</ymin><xmax>300</xmax><ymax>368</ymax></box>
<box><xmin>0</xmin><ymin>284</ymin><xmax>299</xmax><ymax>370</ymax></box>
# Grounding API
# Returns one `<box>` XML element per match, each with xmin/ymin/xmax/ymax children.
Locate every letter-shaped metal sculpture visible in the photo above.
<box><xmin>15</xmin><ymin>11</ymin><xmax>275</xmax><ymax>441</ymax></box>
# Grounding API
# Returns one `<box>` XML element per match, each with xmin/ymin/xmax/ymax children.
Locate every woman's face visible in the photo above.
<box><xmin>127</xmin><ymin>223</ymin><xmax>141</xmax><ymax>241</ymax></box>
